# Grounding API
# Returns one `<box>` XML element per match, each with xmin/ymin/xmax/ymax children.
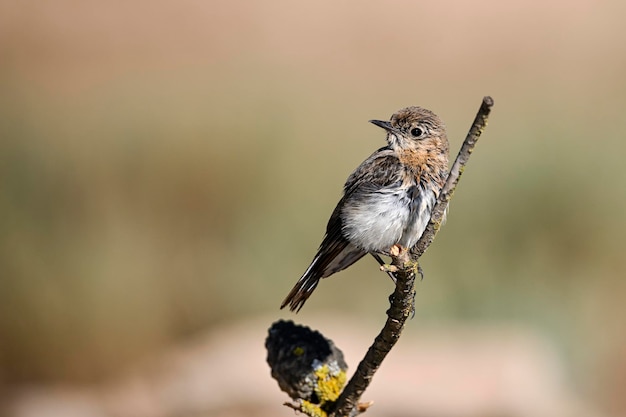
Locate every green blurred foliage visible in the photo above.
<box><xmin>0</xmin><ymin>1</ymin><xmax>625</xmax><ymax>412</ymax></box>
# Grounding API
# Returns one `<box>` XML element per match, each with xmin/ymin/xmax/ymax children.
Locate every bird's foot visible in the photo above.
<box><xmin>379</xmin><ymin>264</ymin><xmax>399</xmax><ymax>273</ymax></box>
<box><xmin>380</xmin><ymin>264</ymin><xmax>398</xmax><ymax>284</ymax></box>
<box><xmin>371</xmin><ymin>253</ymin><xmax>397</xmax><ymax>283</ymax></box>
<box><xmin>389</xmin><ymin>244</ymin><xmax>402</xmax><ymax>257</ymax></box>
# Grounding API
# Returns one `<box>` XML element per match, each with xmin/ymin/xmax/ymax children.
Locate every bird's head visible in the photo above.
<box><xmin>370</xmin><ymin>106</ymin><xmax>449</xmax><ymax>158</ymax></box>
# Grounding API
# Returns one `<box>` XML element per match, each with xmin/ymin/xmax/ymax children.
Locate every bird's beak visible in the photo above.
<box><xmin>369</xmin><ymin>119</ymin><xmax>394</xmax><ymax>132</ymax></box>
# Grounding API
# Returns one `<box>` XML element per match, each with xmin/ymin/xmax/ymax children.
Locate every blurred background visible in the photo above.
<box><xmin>1</xmin><ymin>1</ymin><xmax>625</xmax><ymax>416</ymax></box>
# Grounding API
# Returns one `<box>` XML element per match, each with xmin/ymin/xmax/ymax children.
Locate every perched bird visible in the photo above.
<box><xmin>281</xmin><ymin>106</ymin><xmax>449</xmax><ymax>312</ymax></box>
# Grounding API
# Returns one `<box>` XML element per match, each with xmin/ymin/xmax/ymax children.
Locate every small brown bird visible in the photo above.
<box><xmin>281</xmin><ymin>106</ymin><xmax>449</xmax><ymax>312</ymax></box>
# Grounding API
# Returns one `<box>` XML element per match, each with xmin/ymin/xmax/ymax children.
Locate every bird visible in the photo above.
<box><xmin>281</xmin><ymin>106</ymin><xmax>449</xmax><ymax>312</ymax></box>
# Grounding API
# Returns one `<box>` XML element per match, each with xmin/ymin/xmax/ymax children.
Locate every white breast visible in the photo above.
<box><xmin>340</xmin><ymin>185</ymin><xmax>436</xmax><ymax>253</ymax></box>
<box><xmin>400</xmin><ymin>184</ymin><xmax>436</xmax><ymax>249</ymax></box>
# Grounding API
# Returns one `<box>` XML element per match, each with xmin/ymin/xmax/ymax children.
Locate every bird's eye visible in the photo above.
<box><xmin>410</xmin><ymin>127</ymin><xmax>424</xmax><ymax>137</ymax></box>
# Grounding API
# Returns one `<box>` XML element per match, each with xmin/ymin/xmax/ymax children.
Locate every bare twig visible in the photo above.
<box><xmin>330</xmin><ymin>96</ymin><xmax>494</xmax><ymax>417</ymax></box>
<box><xmin>411</xmin><ymin>96</ymin><xmax>495</xmax><ymax>258</ymax></box>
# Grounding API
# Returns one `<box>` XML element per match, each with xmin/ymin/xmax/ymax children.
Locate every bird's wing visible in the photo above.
<box><xmin>319</xmin><ymin>147</ymin><xmax>403</xmax><ymax>273</ymax></box>
<box><xmin>315</xmin><ymin>148</ymin><xmax>406</xmax><ymax>277</ymax></box>
<box><xmin>280</xmin><ymin>148</ymin><xmax>403</xmax><ymax>312</ymax></box>
<box><xmin>342</xmin><ymin>147</ymin><xmax>405</xmax><ymax>196</ymax></box>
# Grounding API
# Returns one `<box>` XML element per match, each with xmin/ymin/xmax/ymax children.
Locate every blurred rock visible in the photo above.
<box><xmin>265</xmin><ymin>320</ymin><xmax>347</xmax><ymax>404</ymax></box>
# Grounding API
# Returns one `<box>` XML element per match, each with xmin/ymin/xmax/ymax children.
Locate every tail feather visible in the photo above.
<box><xmin>280</xmin><ymin>267</ymin><xmax>321</xmax><ymax>312</ymax></box>
<box><xmin>280</xmin><ymin>242</ymin><xmax>366</xmax><ymax>312</ymax></box>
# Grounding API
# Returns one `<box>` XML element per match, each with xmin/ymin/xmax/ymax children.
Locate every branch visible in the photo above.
<box><xmin>411</xmin><ymin>96</ymin><xmax>495</xmax><ymax>258</ymax></box>
<box><xmin>330</xmin><ymin>96</ymin><xmax>494</xmax><ymax>417</ymax></box>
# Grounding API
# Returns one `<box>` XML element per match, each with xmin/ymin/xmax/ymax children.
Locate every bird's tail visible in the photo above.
<box><xmin>280</xmin><ymin>263</ymin><xmax>321</xmax><ymax>312</ymax></box>
<box><xmin>281</xmin><ymin>242</ymin><xmax>367</xmax><ymax>312</ymax></box>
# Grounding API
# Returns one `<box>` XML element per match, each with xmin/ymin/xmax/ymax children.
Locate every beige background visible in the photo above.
<box><xmin>1</xmin><ymin>1</ymin><xmax>625</xmax><ymax>416</ymax></box>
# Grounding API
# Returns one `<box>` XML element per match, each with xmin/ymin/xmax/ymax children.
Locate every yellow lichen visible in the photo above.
<box><xmin>313</xmin><ymin>364</ymin><xmax>347</xmax><ymax>403</ymax></box>
<box><xmin>301</xmin><ymin>400</ymin><xmax>327</xmax><ymax>417</ymax></box>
